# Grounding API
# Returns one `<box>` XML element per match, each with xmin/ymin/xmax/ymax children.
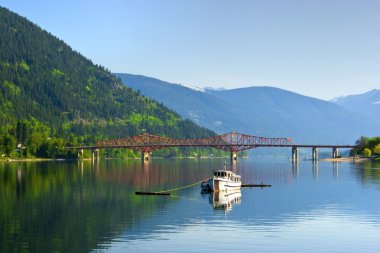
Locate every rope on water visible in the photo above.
<box><xmin>155</xmin><ymin>176</ymin><xmax>212</xmax><ymax>193</ymax></box>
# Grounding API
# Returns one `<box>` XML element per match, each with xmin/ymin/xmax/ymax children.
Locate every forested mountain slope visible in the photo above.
<box><xmin>0</xmin><ymin>7</ymin><xmax>216</xmax><ymax>158</ymax></box>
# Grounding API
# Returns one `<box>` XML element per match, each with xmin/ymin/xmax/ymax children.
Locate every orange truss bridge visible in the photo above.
<box><xmin>76</xmin><ymin>132</ymin><xmax>293</xmax><ymax>161</ymax></box>
<box><xmin>96</xmin><ymin>131</ymin><xmax>293</xmax><ymax>151</ymax></box>
<box><xmin>74</xmin><ymin>132</ymin><xmax>356</xmax><ymax>162</ymax></box>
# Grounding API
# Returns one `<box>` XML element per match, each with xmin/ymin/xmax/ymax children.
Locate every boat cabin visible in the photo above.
<box><xmin>213</xmin><ymin>170</ymin><xmax>241</xmax><ymax>182</ymax></box>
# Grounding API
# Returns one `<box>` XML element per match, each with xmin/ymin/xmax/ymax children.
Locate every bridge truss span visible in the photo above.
<box><xmin>75</xmin><ymin>132</ymin><xmax>356</xmax><ymax>162</ymax></box>
<box><xmin>95</xmin><ymin>131</ymin><xmax>294</xmax><ymax>153</ymax></box>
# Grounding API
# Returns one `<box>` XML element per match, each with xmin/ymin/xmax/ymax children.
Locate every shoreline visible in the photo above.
<box><xmin>321</xmin><ymin>157</ymin><xmax>370</xmax><ymax>163</ymax></box>
<box><xmin>0</xmin><ymin>158</ymin><xmax>78</xmax><ymax>162</ymax></box>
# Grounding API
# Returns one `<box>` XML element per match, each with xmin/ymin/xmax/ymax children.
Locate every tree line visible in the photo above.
<box><xmin>351</xmin><ymin>136</ymin><xmax>380</xmax><ymax>159</ymax></box>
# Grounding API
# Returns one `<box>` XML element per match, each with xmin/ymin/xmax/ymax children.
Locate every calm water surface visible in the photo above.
<box><xmin>1</xmin><ymin>158</ymin><xmax>379</xmax><ymax>252</ymax></box>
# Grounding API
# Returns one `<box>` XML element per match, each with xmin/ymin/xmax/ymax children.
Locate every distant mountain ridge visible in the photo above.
<box><xmin>115</xmin><ymin>74</ymin><xmax>249</xmax><ymax>132</ymax></box>
<box><xmin>331</xmin><ymin>89</ymin><xmax>380</xmax><ymax>123</ymax></box>
<box><xmin>116</xmin><ymin>73</ymin><xmax>379</xmax><ymax>144</ymax></box>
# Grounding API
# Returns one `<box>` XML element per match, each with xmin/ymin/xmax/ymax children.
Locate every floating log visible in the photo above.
<box><xmin>241</xmin><ymin>184</ymin><xmax>271</xmax><ymax>188</ymax></box>
<box><xmin>135</xmin><ymin>191</ymin><xmax>171</xmax><ymax>196</ymax></box>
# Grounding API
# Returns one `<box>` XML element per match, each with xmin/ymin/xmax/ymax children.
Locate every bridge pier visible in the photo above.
<box><xmin>92</xmin><ymin>149</ymin><xmax>100</xmax><ymax>160</ymax></box>
<box><xmin>78</xmin><ymin>149</ymin><xmax>84</xmax><ymax>159</ymax></box>
<box><xmin>292</xmin><ymin>147</ymin><xmax>298</xmax><ymax>162</ymax></box>
<box><xmin>142</xmin><ymin>151</ymin><xmax>150</xmax><ymax>162</ymax></box>
<box><xmin>230</xmin><ymin>151</ymin><xmax>238</xmax><ymax>163</ymax></box>
<box><xmin>332</xmin><ymin>147</ymin><xmax>339</xmax><ymax>158</ymax></box>
<box><xmin>312</xmin><ymin>147</ymin><xmax>318</xmax><ymax>161</ymax></box>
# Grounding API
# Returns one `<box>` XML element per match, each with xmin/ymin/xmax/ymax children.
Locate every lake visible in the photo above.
<box><xmin>1</xmin><ymin>158</ymin><xmax>379</xmax><ymax>253</ymax></box>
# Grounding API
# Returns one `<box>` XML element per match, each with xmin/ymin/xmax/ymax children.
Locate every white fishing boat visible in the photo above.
<box><xmin>201</xmin><ymin>163</ymin><xmax>241</xmax><ymax>192</ymax></box>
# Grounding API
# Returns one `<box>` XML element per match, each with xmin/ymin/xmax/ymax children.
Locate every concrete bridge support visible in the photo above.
<box><xmin>230</xmin><ymin>151</ymin><xmax>238</xmax><ymax>163</ymax></box>
<box><xmin>92</xmin><ymin>149</ymin><xmax>100</xmax><ymax>160</ymax></box>
<box><xmin>292</xmin><ymin>147</ymin><xmax>298</xmax><ymax>162</ymax></box>
<box><xmin>78</xmin><ymin>149</ymin><xmax>84</xmax><ymax>159</ymax></box>
<box><xmin>312</xmin><ymin>147</ymin><xmax>318</xmax><ymax>161</ymax></box>
<box><xmin>142</xmin><ymin>151</ymin><xmax>150</xmax><ymax>162</ymax></box>
<box><xmin>332</xmin><ymin>147</ymin><xmax>339</xmax><ymax>158</ymax></box>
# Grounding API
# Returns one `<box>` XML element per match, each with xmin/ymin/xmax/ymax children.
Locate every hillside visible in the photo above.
<box><xmin>115</xmin><ymin>73</ymin><xmax>251</xmax><ymax>133</ymax></box>
<box><xmin>0</xmin><ymin>7</ymin><xmax>217</xmax><ymax>158</ymax></box>
<box><xmin>116</xmin><ymin>73</ymin><xmax>379</xmax><ymax>144</ymax></box>
<box><xmin>331</xmin><ymin>89</ymin><xmax>380</xmax><ymax>123</ymax></box>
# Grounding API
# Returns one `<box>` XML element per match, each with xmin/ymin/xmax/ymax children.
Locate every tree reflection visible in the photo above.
<box><xmin>0</xmin><ymin>160</ymin><xmax>182</xmax><ymax>252</ymax></box>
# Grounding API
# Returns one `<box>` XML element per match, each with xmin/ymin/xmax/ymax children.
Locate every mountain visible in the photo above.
<box><xmin>0</xmin><ymin>7</ymin><xmax>216</xmax><ymax>158</ymax></box>
<box><xmin>114</xmin><ymin>74</ymin><xmax>251</xmax><ymax>133</ymax></box>
<box><xmin>116</xmin><ymin>73</ymin><xmax>379</xmax><ymax>144</ymax></box>
<box><xmin>331</xmin><ymin>89</ymin><xmax>380</xmax><ymax>123</ymax></box>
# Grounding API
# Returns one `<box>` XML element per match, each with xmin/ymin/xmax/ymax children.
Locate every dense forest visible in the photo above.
<box><xmin>0</xmin><ymin>7</ymin><xmax>225</xmax><ymax>159</ymax></box>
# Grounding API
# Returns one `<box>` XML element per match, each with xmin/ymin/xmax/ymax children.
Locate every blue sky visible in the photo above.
<box><xmin>1</xmin><ymin>0</ymin><xmax>379</xmax><ymax>100</ymax></box>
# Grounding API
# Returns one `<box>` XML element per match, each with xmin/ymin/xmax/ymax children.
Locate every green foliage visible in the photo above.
<box><xmin>373</xmin><ymin>144</ymin><xmax>380</xmax><ymax>155</ymax></box>
<box><xmin>363</xmin><ymin>148</ymin><xmax>372</xmax><ymax>157</ymax></box>
<box><xmin>2</xmin><ymin>80</ymin><xmax>20</xmax><ymax>96</ymax></box>
<box><xmin>18</xmin><ymin>59</ymin><xmax>30</xmax><ymax>70</ymax></box>
<box><xmin>352</xmin><ymin>136</ymin><xmax>380</xmax><ymax>157</ymax></box>
<box><xmin>1</xmin><ymin>133</ymin><xmax>16</xmax><ymax>156</ymax></box>
<box><xmin>51</xmin><ymin>68</ymin><xmax>64</xmax><ymax>77</ymax></box>
<box><xmin>0</xmin><ymin>7</ymin><xmax>217</xmax><ymax>159</ymax></box>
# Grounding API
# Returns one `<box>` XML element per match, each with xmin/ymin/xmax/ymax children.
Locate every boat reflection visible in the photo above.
<box><xmin>203</xmin><ymin>189</ymin><xmax>242</xmax><ymax>212</ymax></box>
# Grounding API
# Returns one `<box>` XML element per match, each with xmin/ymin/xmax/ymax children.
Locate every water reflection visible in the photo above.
<box><xmin>208</xmin><ymin>190</ymin><xmax>242</xmax><ymax>212</ymax></box>
<box><xmin>333</xmin><ymin>162</ymin><xmax>339</xmax><ymax>177</ymax></box>
<box><xmin>313</xmin><ymin>160</ymin><xmax>318</xmax><ymax>178</ymax></box>
<box><xmin>0</xmin><ymin>159</ymin><xmax>379</xmax><ymax>253</ymax></box>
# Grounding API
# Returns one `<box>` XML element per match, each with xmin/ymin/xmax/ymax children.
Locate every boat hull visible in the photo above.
<box><xmin>209</xmin><ymin>178</ymin><xmax>241</xmax><ymax>192</ymax></box>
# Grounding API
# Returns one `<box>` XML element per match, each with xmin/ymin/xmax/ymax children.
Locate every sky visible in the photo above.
<box><xmin>1</xmin><ymin>0</ymin><xmax>379</xmax><ymax>100</ymax></box>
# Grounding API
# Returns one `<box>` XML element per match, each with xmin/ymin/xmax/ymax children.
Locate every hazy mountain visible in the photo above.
<box><xmin>331</xmin><ymin>89</ymin><xmax>380</xmax><ymax>123</ymax></box>
<box><xmin>116</xmin><ymin>73</ymin><xmax>379</xmax><ymax>144</ymax></box>
<box><xmin>115</xmin><ymin>74</ymin><xmax>251</xmax><ymax>133</ymax></box>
